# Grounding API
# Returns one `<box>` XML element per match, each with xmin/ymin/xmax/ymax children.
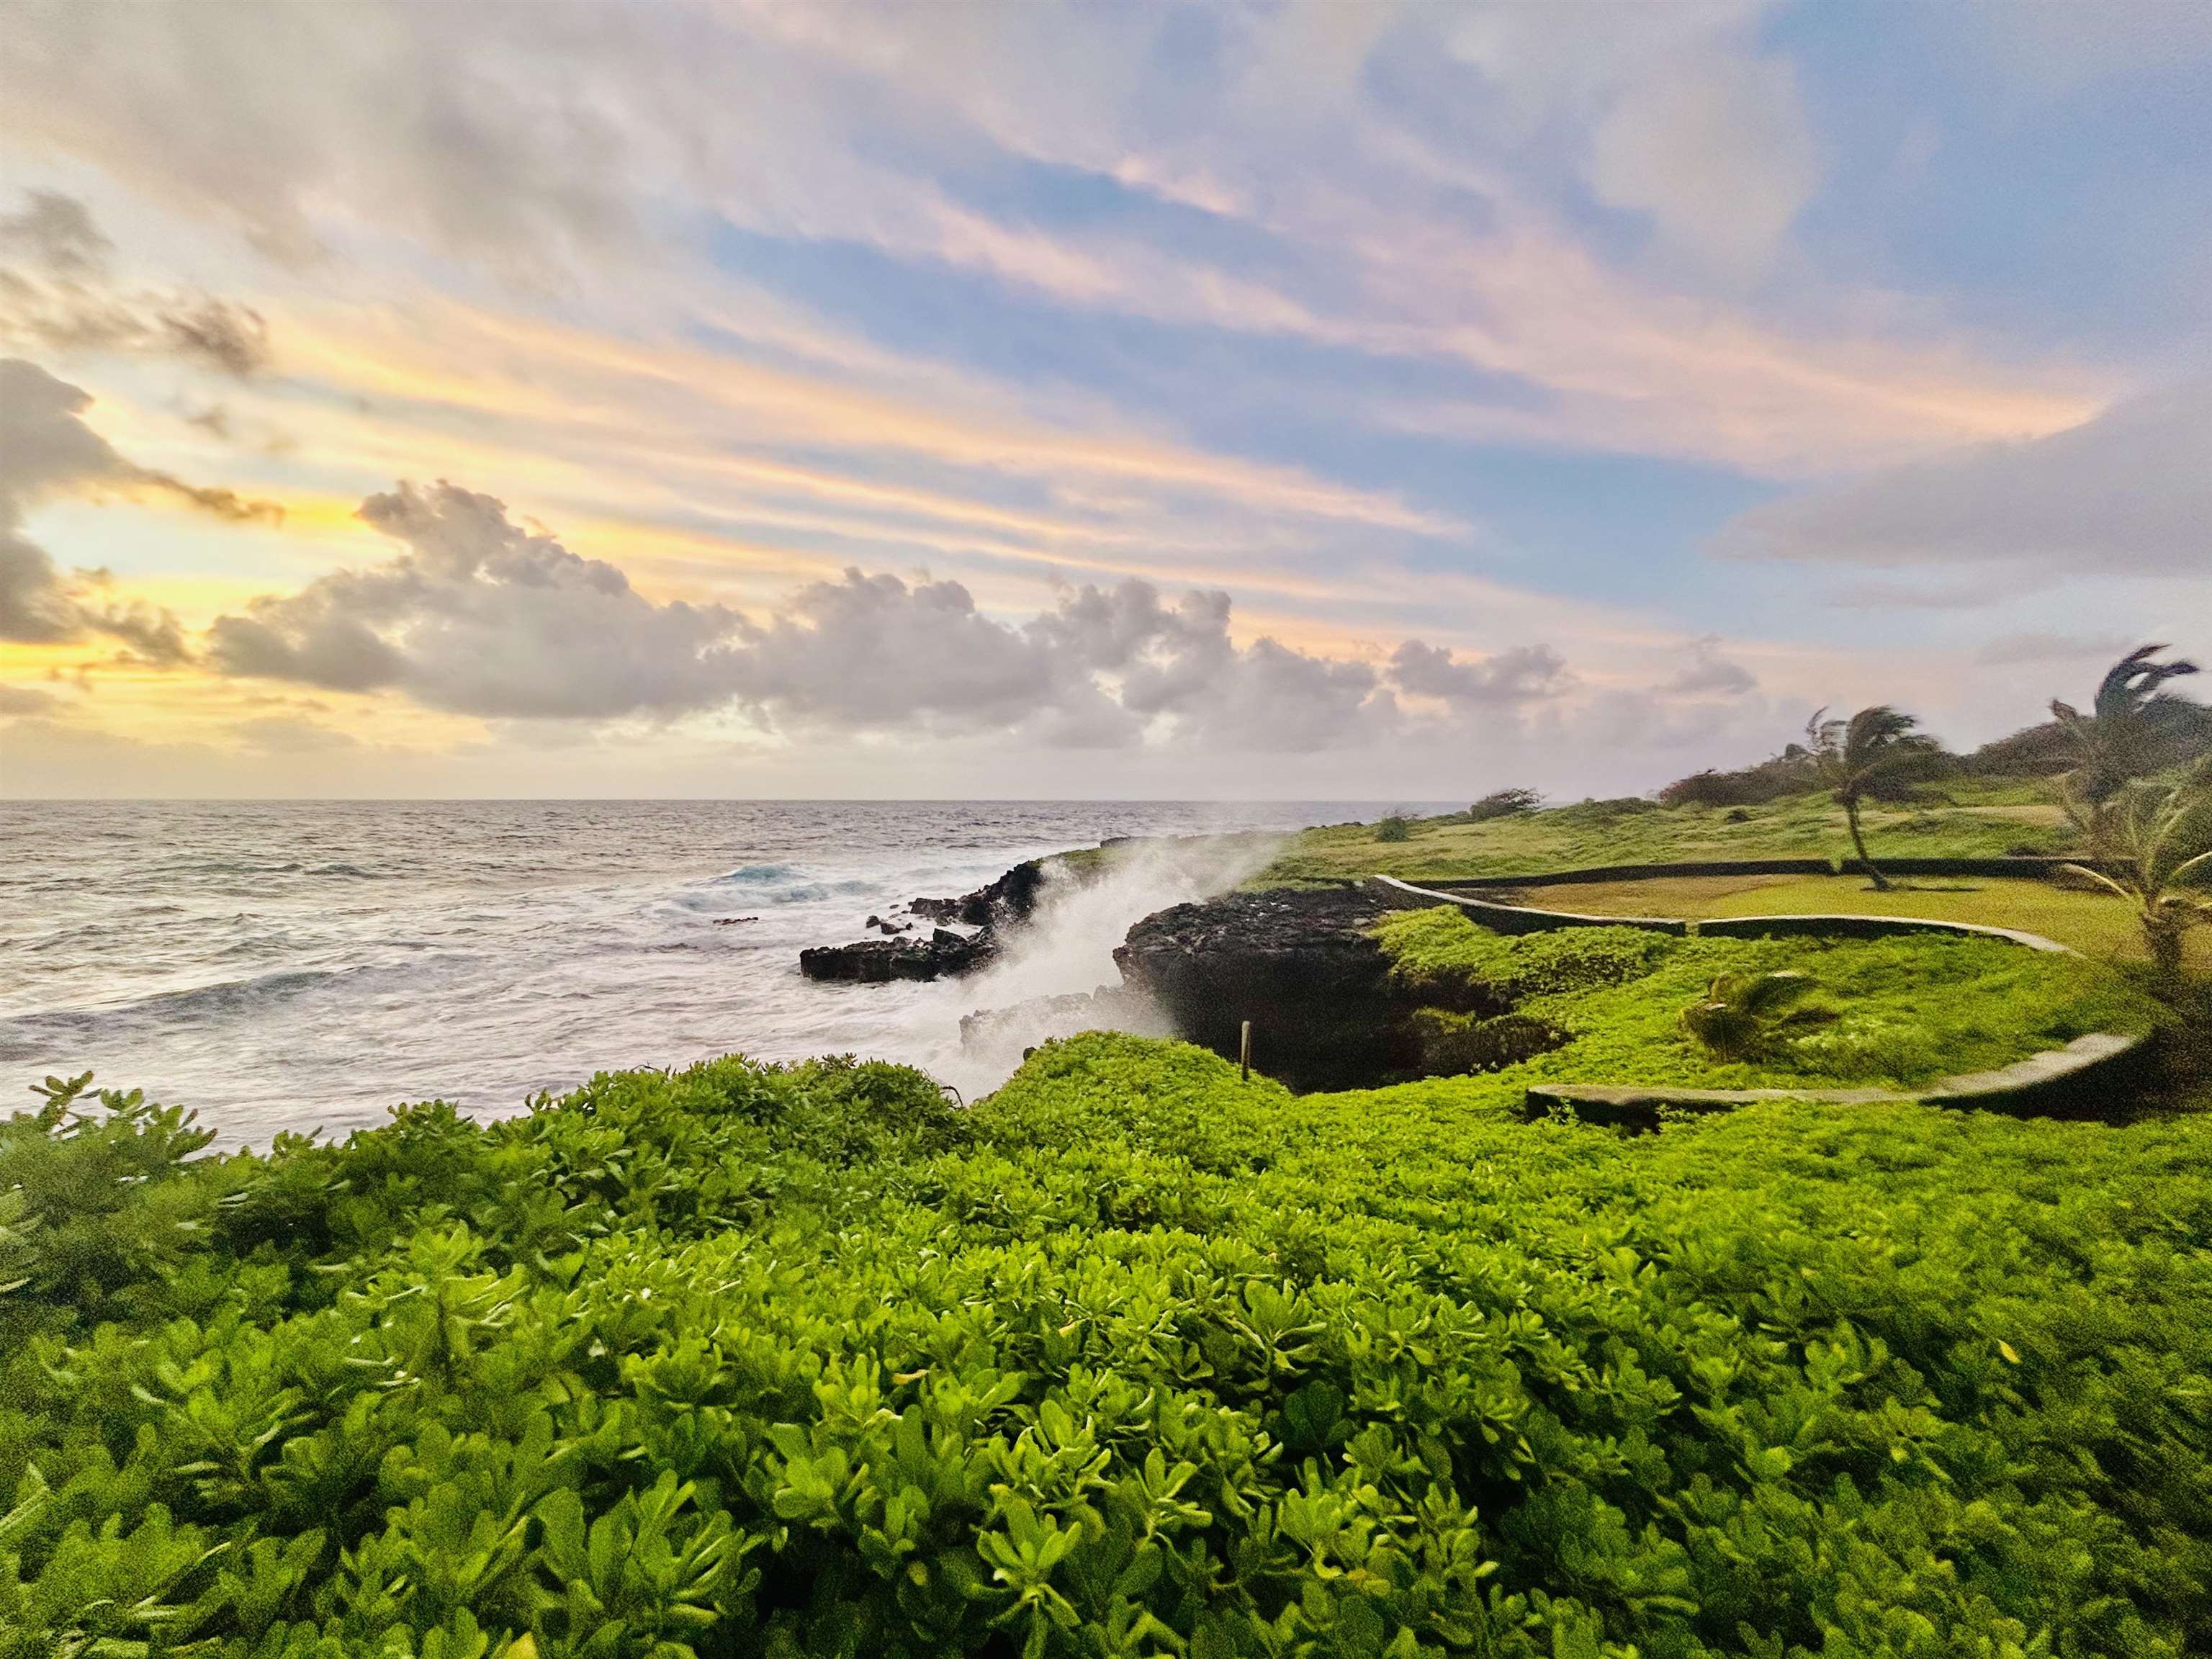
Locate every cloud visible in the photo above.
<box><xmin>1</xmin><ymin>359</ymin><xmax>156</xmax><ymax>647</ymax></box>
<box><xmin>1714</xmin><ymin>374</ymin><xmax>2212</xmax><ymax>575</ymax></box>
<box><xmin>0</xmin><ymin>191</ymin><xmax>272</xmax><ymax>376</ymax></box>
<box><xmin>728</xmin><ymin>567</ymin><xmax>1096</xmax><ymax>735</ymax></box>
<box><xmin>1583</xmin><ymin>36</ymin><xmax>1816</xmax><ymax>282</ymax></box>
<box><xmin>0</xmin><ymin>356</ymin><xmax>280</xmax><ymax>657</ymax></box>
<box><xmin>1447</xmin><ymin>2</ymin><xmax>1818</xmax><ymax>282</ymax></box>
<box><xmin>0</xmin><ymin>6</ymin><xmax>2105</xmax><ymax>482</ymax></box>
<box><xmin>1819</xmin><ymin>577</ymin><xmax>2013</xmax><ymax>611</ymax></box>
<box><xmin>1173</xmin><ymin>637</ymin><xmax>1391</xmax><ymax>752</ymax></box>
<box><xmin>1974</xmin><ymin>631</ymin><xmax>2139</xmax><ymax>668</ymax></box>
<box><xmin>210</xmin><ymin>480</ymin><xmax>739</xmax><ymax>714</ymax></box>
<box><xmin>0</xmin><ymin>190</ymin><xmax>109</xmax><ymax>273</ymax></box>
<box><xmin>1664</xmin><ymin>634</ymin><xmax>1757</xmax><ymax>696</ymax></box>
<box><xmin>206</xmin><ymin>478</ymin><xmax>1570</xmax><ymax>752</ymax></box>
<box><xmin>0</xmin><ymin>8</ymin><xmax>640</xmax><ymax>270</ymax></box>
<box><xmin>722</xmin><ymin>567</ymin><xmax>1393</xmax><ymax>750</ymax></box>
<box><xmin>0</xmin><ymin>684</ymin><xmax>60</xmax><ymax>718</ymax></box>
<box><xmin>1390</xmin><ymin>639</ymin><xmax>1571</xmax><ymax>706</ymax></box>
<box><xmin>230</xmin><ymin>714</ymin><xmax>362</xmax><ymax>754</ymax></box>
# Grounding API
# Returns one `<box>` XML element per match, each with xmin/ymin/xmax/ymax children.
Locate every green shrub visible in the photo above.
<box><xmin>1376</xmin><ymin>909</ymin><xmax>1673</xmax><ymax>999</ymax></box>
<box><xmin>1373</xmin><ymin>814</ymin><xmax>1412</xmax><ymax>843</ymax></box>
<box><xmin>1466</xmin><ymin>788</ymin><xmax>1543</xmax><ymax>822</ymax></box>
<box><xmin>1408</xmin><ymin>1007</ymin><xmax>1567</xmax><ymax>1073</ymax></box>
<box><xmin>4</xmin><ymin>1016</ymin><xmax>2206</xmax><ymax>1658</ymax></box>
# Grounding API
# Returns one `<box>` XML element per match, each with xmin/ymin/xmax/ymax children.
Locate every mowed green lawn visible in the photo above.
<box><xmin>1262</xmin><ymin>782</ymin><xmax>2069</xmax><ymax>884</ymax></box>
<box><xmin>1518</xmin><ymin>871</ymin><xmax>2206</xmax><ymax>969</ymax></box>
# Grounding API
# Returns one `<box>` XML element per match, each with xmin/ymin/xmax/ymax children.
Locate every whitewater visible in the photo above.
<box><xmin>0</xmin><ymin>799</ymin><xmax>1433</xmax><ymax>1145</ymax></box>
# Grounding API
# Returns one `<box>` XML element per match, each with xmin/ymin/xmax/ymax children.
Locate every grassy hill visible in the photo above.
<box><xmin>1260</xmin><ymin>781</ymin><xmax>2067</xmax><ymax>885</ymax></box>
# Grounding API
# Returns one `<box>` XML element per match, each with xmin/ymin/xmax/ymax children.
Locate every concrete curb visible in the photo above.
<box><xmin>1365</xmin><ymin>874</ymin><xmax>2150</xmax><ymax>1123</ymax></box>
<box><xmin>1411</xmin><ymin>855</ymin><xmax>2098</xmax><ymax>890</ymax></box>
<box><xmin>1369</xmin><ymin>874</ymin><xmax>2077</xmax><ymax>952</ymax></box>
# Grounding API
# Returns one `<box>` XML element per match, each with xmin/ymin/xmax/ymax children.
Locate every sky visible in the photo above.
<box><xmin>1</xmin><ymin>1</ymin><xmax>2207</xmax><ymax>800</ymax></box>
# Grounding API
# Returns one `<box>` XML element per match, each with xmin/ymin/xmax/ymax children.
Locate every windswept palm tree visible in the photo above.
<box><xmin>2052</xmin><ymin>644</ymin><xmax>2200</xmax><ymax>858</ymax></box>
<box><xmin>2062</xmin><ymin>761</ymin><xmax>2212</xmax><ymax>981</ymax></box>
<box><xmin>1806</xmin><ymin>706</ymin><xmax>1947</xmax><ymax>891</ymax></box>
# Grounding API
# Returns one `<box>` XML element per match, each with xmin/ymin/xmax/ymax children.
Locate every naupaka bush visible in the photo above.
<box><xmin>3</xmin><ymin>1032</ymin><xmax>2208</xmax><ymax>1658</ymax></box>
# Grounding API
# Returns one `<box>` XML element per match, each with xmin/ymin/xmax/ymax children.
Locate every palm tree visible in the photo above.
<box><xmin>2061</xmin><ymin>762</ymin><xmax>2212</xmax><ymax>981</ymax></box>
<box><xmin>1806</xmin><ymin>706</ymin><xmax>1947</xmax><ymax>891</ymax></box>
<box><xmin>2051</xmin><ymin>644</ymin><xmax>2200</xmax><ymax>859</ymax></box>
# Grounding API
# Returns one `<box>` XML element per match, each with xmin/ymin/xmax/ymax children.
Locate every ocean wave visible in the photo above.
<box><xmin>1</xmin><ymin>798</ymin><xmax>1350</xmax><ymax>1138</ymax></box>
<box><xmin>681</xmin><ymin>866</ymin><xmax>881</xmax><ymax>911</ymax></box>
<box><xmin>0</xmin><ymin>963</ymin><xmax>371</xmax><ymax>1044</ymax></box>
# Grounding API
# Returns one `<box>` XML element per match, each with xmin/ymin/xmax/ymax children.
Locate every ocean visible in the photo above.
<box><xmin>0</xmin><ymin>799</ymin><xmax>1427</xmax><ymax>1146</ymax></box>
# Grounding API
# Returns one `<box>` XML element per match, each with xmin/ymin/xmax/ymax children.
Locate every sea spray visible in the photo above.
<box><xmin>927</xmin><ymin>831</ymin><xmax>1287</xmax><ymax>1094</ymax></box>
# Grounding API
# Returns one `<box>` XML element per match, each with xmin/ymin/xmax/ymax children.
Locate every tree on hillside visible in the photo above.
<box><xmin>2052</xmin><ymin>644</ymin><xmax>2201</xmax><ymax>858</ymax></box>
<box><xmin>1806</xmin><ymin>706</ymin><xmax>1947</xmax><ymax>890</ymax></box>
<box><xmin>2062</xmin><ymin>760</ymin><xmax>2212</xmax><ymax>982</ymax></box>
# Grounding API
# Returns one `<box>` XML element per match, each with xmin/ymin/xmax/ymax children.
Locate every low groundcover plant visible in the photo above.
<box><xmin>3</xmin><ymin>1027</ymin><xmax>2208</xmax><ymax>1658</ymax></box>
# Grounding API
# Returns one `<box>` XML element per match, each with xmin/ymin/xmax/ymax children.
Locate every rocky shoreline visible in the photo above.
<box><xmin>1112</xmin><ymin>885</ymin><xmax>1407</xmax><ymax>1092</ymax></box>
<box><xmin>796</xmin><ymin>837</ymin><xmax>1457</xmax><ymax>1092</ymax></box>
<box><xmin>798</xmin><ymin>926</ymin><xmax>995</xmax><ymax>984</ymax></box>
<box><xmin>797</xmin><ymin>859</ymin><xmax>1050</xmax><ymax>983</ymax></box>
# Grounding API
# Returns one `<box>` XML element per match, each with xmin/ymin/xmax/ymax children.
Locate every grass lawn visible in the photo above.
<box><xmin>1509</xmin><ymin>870</ymin><xmax>2208</xmax><ymax>971</ymax></box>
<box><xmin>1261</xmin><ymin>780</ymin><xmax>2068</xmax><ymax>884</ymax></box>
<box><xmin>1368</xmin><ymin>904</ymin><xmax>2161</xmax><ymax>1091</ymax></box>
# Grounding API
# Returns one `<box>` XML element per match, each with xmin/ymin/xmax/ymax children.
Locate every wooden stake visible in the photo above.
<box><xmin>1239</xmin><ymin>1020</ymin><xmax>1252</xmax><ymax>1082</ymax></box>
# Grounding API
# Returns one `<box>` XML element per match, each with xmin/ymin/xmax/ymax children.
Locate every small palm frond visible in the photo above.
<box><xmin>2074</xmin><ymin>765</ymin><xmax>2212</xmax><ymax>977</ymax></box>
<box><xmin>2057</xmin><ymin>862</ymin><xmax>2131</xmax><ymax>902</ymax></box>
<box><xmin>1681</xmin><ymin>971</ymin><xmax>1832</xmax><ymax>1060</ymax></box>
<box><xmin>1734</xmin><ymin>969</ymin><xmax>1820</xmax><ymax>1016</ymax></box>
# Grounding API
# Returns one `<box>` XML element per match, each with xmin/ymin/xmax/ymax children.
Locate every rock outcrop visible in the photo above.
<box><xmin>1112</xmin><ymin>884</ymin><xmax>1569</xmax><ymax>1092</ymax></box>
<box><xmin>800</xmin><ymin>858</ymin><xmax>1058</xmax><ymax>984</ymax></box>
<box><xmin>1112</xmin><ymin>887</ymin><xmax>1411</xmax><ymax>1092</ymax></box>
<box><xmin>909</xmin><ymin>859</ymin><xmax>1048</xmax><ymax>927</ymax></box>
<box><xmin>799</xmin><ymin>927</ymin><xmax>995</xmax><ymax>984</ymax></box>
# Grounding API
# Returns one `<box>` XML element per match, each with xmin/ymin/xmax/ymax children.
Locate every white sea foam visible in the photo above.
<box><xmin>923</xmin><ymin>831</ymin><xmax>1286</xmax><ymax>1095</ymax></box>
<box><xmin>0</xmin><ymin>799</ymin><xmax>1434</xmax><ymax>1145</ymax></box>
